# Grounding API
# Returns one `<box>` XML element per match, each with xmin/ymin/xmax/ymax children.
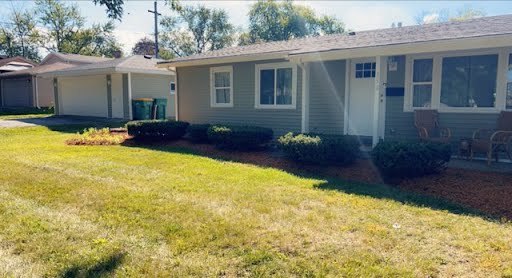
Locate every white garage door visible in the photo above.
<box><xmin>2</xmin><ymin>78</ymin><xmax>32</xmax><ymax>107</ymax></box>
<box><xmin>59</xmin><ymin>75</ymin><xmax>108</xmax><ymax>117</ymax></box>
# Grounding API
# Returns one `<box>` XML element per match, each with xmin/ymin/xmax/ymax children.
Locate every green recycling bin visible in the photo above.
<box><xmin>132</xmin><ymin>98</ymin><xmax>153</xmax><ymax>120</ymax></box>
<box><xmin>153</xmin><ymin>98</ymin><xmax>168</xmax><ymax>120</ymax></box>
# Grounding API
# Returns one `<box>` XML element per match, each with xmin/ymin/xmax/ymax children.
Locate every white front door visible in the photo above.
<box><xmin>348</xmin><ymin>58</ymin><xmax>376</xmax><ymax>136</ymax></box>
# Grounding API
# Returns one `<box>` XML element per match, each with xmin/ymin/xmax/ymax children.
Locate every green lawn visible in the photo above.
<box><xmin>0</xmin><ymin>125</ymin><xmax>511</xmax><ymax>277</ymax></box>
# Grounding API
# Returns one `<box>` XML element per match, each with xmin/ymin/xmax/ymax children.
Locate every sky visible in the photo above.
<box><xmin>1</xmin><ymin>1</ymin><xmax>512</xmax><ymax>55</ymax></box>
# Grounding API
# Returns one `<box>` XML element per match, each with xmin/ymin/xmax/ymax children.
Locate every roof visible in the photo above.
<box><xmin>40</xmin><ymin>55</ymin><xmax>173</xmax><ymax>77</ymax></box>
<box><xmin>0</xmin><ymin>56</ymin><xmax>37</xmax><ymax>67</ymax></box>
<box><xmin>40</xmin><ymin>52</ymin><xmax>113</xmax><ymax>65</ymax></box>
<box><xmin>161</xmin><ymin>14</ymin><xmax>512</xmax><ymax>66</ymax></box>
<box><xmin>0</xmin><ymin>62</ymin><xmax>75</xmax><ymax>78</ymax></box>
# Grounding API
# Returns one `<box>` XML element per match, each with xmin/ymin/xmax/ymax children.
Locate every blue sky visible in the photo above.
<box><xmin>1</xmin><ymin>1</ymin><xmax>512</xmax><ymax>55</ymax></box>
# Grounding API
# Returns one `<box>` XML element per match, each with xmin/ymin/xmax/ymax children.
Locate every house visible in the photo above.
<box><xmin>0</xmin><ymin>56</ymin><xmax>36</xmax><ymax>73</ymax></box>
<box><xmin>0</xmin><ymin>53</ymin><xmax>111</xmax><ymax>107</ymax></box>
<box><xmin>41</xmin><ymin>55</ymin><xmax>176</xmax><ymax>119</ymax></box>
<box><xmin>158</xmin><ymin>14</ymin><xmax>512</xmax><ymax>146</ymax></box>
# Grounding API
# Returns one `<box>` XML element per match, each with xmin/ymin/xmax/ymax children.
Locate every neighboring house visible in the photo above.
<box><xmin>0</xmin><ymin>53</ymin><xmax>111</xmax><ymax>108</ymax></box>
<box><xmin>0</xmin><ymin>56</ymin><xmax>36</xmax><ymax>73</ymax></box>
<box><xmin>158</xmin><ymin>14</ymin><xmax>512</xmax><ymax>146</ymax></box>
<box><xmin>41</xmin><ymin>55</ymin><xmax>176</xmax><ymax>119</ymax></box>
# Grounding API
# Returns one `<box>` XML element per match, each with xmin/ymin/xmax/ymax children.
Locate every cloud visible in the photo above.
<box><xmin>422</xmin><ymin>13</ymin><xmax>440</xmax><ymax>24</ymax></box>
<box><xmin>114</xmin><ymin>29</ymin><xmax>150</xmax><ymax>55</ymax></box>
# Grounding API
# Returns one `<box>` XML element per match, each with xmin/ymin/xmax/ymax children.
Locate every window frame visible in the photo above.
<box><xmin>254</xmin><ymin>62</ymin><xmax>297</xmax><ymax>109</ymax></box>
<box><xmin>210</xmin><ymin>66</ymin><xmax>233</xmax><ymax>108</ymax></box>
<box><xmin>410</xmin><ymin>58</ymin><xmax>434</xmax><ymax>109</ymax></box>
<box><xmin>404</xmin><ymin>49</ymin><xmax>510</xmax><ymax>114</ymax></box>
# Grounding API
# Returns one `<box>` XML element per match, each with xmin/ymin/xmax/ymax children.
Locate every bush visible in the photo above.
<box><xmin>66</xmin><ymin>128</ymin><xmax>125</xmax><ymax>145</ymax></box>
<box><xmin>127</xmin><ymin>120</ymin><xmax>189</xmax><ymax>140</ymax></box>
<box><xmin>277</xmin><ymin>132</ymin><xmax>360</xmax><ymax>165</ymax></box>
<box><xmin>187</xmin><ymin>124</ymin><xmax>211</xmax><ymax>143</ymax></box>
<box><xmin>207</xmin><ymin>125</ymin><xmax>273</xmax><ymax>150</ymax></box>
<box><xmin>371</xmin><ymin>141</ymin><xmax>452</xmax><ymax>179</ymax></box>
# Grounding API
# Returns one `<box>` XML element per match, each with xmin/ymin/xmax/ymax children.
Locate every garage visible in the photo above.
<box><xmin>58</xmin><ymin>75</ymin><xmax>108</xmax><ymax>117</ymax></box>
<box><xmin>43</xmin><ymin>55</ymin><xmax>175</xmax><ymax>120</ymax></box>
<box><xmin>1</xmin><ymin>77</ymin><xmax>33</xmax><ymax>107</ymax></box>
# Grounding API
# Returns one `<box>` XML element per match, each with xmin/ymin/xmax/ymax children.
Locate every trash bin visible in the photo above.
<box><xmin>152</xmin><ymin>98</ymin><xmax>167</xmax><ymax>120</ymax></box>
<box><xmin>132</xmin><ymin>98</ymin><xmax>153</xmax><ymax>120</ymax></box>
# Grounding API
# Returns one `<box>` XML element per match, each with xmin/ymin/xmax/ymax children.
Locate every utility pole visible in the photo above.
<box><xmin>148</xmin><ymin>1</ymin><xmax>161</xmax><ymax>58</ymax></box>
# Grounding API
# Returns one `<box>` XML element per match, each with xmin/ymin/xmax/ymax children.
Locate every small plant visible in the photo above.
<box><xmin>187</xmin><ymin>124</ymin><xmax>211</xmax><ymax>143</ymax></box>
<box><xmin>371</xmin><ymin>141</ymin><xmax>452</xmax><ymax>180</ymax></box>
<box><xmin>66</xmin><ymin>128</ymin><xmax>125</xmax><ymax>146</ymax></box>
<box><xmin>277</xmin><ymin>132</ymin><xmax>360</xmax><ymax>165</ymax></box>
<box><xmin>126</xmin><ymin>120</ymin><xmax>189</xmax><ymax>141</ymax></box>
<box><xmin>207</xmin><ymin>124</ymin><xmax>273</xmax><ymax>150</ymax></box>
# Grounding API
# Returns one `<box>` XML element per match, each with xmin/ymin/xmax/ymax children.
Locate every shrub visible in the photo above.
<box><xmin>277</xmin><ymin>132</ymin><xmax>360</xmax><ymax>165</ymax></box>
<box><xmin>187</xmin><ymin>124</ymin><xmax>211</xmax><ymax>143</ymax></box>
<box><xmin>66</xmin><ymin>128</ymin><xmax>125</xmax><ymax>145</ymax></box>
<box><xmin>126</xmin><ymin>120</ymin><xmax>189</xmax><ymax>140</ymax></box>
<box><xmin>207</xmin><ymin>125</ymin><xmax>273</xmax><ymax>150</ymax></box>
<box><xmin>371</xmin><ymin>141</ymin><xmax>452</xmax><ymax>179</ymax></box>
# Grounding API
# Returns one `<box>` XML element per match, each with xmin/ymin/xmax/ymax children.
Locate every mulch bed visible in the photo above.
<box><xmin>122</xmin><ymin>135</ymin><xmax>512</xmax><ymax>220</ymax></box>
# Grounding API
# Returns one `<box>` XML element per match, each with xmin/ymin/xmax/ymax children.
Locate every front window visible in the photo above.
<box><xmin>440</xmin><ymin>54</ymin><xmax>498</xmax><ymax>108</ymax></box>
<box><xmin>412</xmin><ymin>59</ymin><xmax>433</xmax><ymax>108</ymax></box>
<box><xmin>210</xmin><ymin>66</ymin><xmax>233</xmax><ymax>107</ymax></box>
<box><xmin>507</xmin><ymin>54</ymin><xmax>512</xmax><ymax>110</ymax></box>
<box><xmin>256</xmin><ymin>63</ymin><xmax>296</xmax><ymax>108</ymax></box>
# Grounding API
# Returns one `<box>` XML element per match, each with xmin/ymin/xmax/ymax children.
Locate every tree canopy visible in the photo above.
<box><xmin>160</xmin><ymin>4</ymin><xmax>235</xmax><ymax>57</ymax></box>
<box><xmin>0</xmin><ymin>9</ymin><xmax>41</xmax><ymax>61</ymax></box>
<box><xmin>416</xmin><ymin>6</ymin><xmax>485</xmax><ymax>25</ymax></box>
<box><xmin>240</xmin><ymin>0</ymin><xmax>345</xmax><ymax>45</ymax></box>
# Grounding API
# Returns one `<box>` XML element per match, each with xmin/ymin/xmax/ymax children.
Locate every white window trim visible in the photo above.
<box><xmin>254</xmin><ymin>62</ymin><xmax>297</xmax><ymax>109</ymax></box>
<box><xmin>210</xmin><ymin>66</ymin><xmax>233</xmax><ymax>108</ymax></box>
<box><xmin>404</xmin><ymin>48</ymin><xmax>510</xmax><ymax>114</ymax></box>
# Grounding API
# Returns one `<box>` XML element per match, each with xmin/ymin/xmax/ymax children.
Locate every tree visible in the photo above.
<box><xmin>450</xmin><ymin>6</ymin><xmax>486</xmax><ymax>22</ymax></box>
<box><xmin>36</xmin><ymin>0</ymin><xmax>122</xmax><ymax>58</ymax></box>
<box><xmin>160</xmin><ymin>5</ymin><xmax>235</xmax><ymax>57</ymax></box>
<box><xmin>0</xmin><ymin>9</ymin><xmax>41</xmax><ymax>61</ymax></box>
<box><xmin>132</xmin><ymin>37</ymin><xmax>157</xmax><ymax>56</ymax></box>
<box><xmin>241</xmin><ymin>0</ymin><xmax>345</xmax><ymax>45</ymax></box>
<box><xmin>131</xmin><ymin>37</ymin><xmax>174</xmax><ymax>60</ymax></box>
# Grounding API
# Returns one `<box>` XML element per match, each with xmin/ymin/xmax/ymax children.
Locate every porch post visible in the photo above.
<box><xmin>128</xmin><ymin>72</ymin><xmax>133</xmax><ymax>119</ymax></box>
<box><xmin>301</xmin><ymin>62</ymin><xmax>310</xmax><ymax>133</ymax></box>
<box><xmin>373</xmin><ymin>56</ymin><xmax>387</xmax><ymax>146</ymax></box>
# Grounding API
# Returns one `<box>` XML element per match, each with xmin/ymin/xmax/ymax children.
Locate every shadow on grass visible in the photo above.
<box><xmin>123</xmin><ymin>140</ymin><xmax>494</xmax><ymax>221</ymax></box>
<box><xmin>61</xmin><ymin>252</ymin><xmax>125</xmax><ymax>278</ymax></box>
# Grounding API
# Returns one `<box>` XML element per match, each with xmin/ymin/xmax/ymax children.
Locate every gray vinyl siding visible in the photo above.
<box><xmin>177</xmin><ymin>59</ymin><xmax>302</xmax><ymax>136</ymax></box>
<box><xmin>384</xmin><ymin>55</ymin><xmax>499</xmax><ymax>143</ymax></box>
<box><xmin>308</xmin><ymin>60</ymin><xmax>346</xmax><ymax>134</ymax></box>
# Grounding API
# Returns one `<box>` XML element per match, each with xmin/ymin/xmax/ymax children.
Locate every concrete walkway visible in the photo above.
<box><xmin>0</xmin><ymin>116</ymin><xmax>125</xmax><ymax>128</ymax></box>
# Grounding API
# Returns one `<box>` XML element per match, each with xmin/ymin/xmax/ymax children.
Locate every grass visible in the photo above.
<box><xmin>0</xmin><ymin>107</ymin><xmax>53</xmax><ymax>120</ymax></box>
<box><xmin>0</xmin><ymin>125</ymin><xmax>512</xmax><ymax>277</ymax></box>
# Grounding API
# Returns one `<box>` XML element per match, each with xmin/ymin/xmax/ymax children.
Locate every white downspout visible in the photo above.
<box><xmin>128</xmin><ymin>72</ymin><xmax>133</xmax><ymax>119</ymax></box>
<box><xmin>299</xmin><ymin>62</ymin><xmax>310</xmax><ymax>133</ymax></box>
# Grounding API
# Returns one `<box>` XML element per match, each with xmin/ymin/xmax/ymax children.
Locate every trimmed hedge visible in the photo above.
<box><xmin>127</xmin><ymin>120</ymin><xmax>189</xmax><ymax>140</ymax></box>
<box><xmin>371</xmin><ymin>141</ymin><xmax>452</xmax><ymax>179</ymax></box>
<box><xmin>207</xmin><ymin>124</ymin><xmax>273</xmax><ymax>150</ymax></box>
<box><xmin>187</xmin><ymin>124</ymin><xmax>211</xmax><ymax>143</ymax></box>
<box><xmin>277</xmin><ymin>132</ymin><xmax>360</xmax><ymax>165</ymax></box>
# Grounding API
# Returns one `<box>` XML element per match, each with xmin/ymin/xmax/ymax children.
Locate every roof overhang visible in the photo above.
<box><xmin>39</xmin><ymin>66</ymin><xmax>174</xmax><ymax>78</ymax></box>
<box><xmin>157</xmin><ymin>52</ymin><xmax>291</xmax><ymax>68</ymax></box>
<box><xmin>157</xmin><ymin>34</ymin><xmax>512</xmax><ymax>68</ymax></box>
<box><xmin>288</xmin><ymin>34</ymin><xmax>512</xmax><ymax>63</ymax></box>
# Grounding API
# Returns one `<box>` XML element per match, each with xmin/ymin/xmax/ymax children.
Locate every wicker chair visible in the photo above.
<box><xmin>471</xmin><ymin>111</ymin><xmax>512</xmax><ymax>165</ymax></box>
<box><xmin>414</xmin><ymin>110</ymin><xmax>451</xmax><ymax>144</ymax></box>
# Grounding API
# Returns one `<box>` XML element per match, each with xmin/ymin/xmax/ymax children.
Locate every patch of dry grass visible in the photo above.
<box><xmin>0</xmin><ymin>126</ymin><xmax>511</xmax><ymax>277</ymax></box>
<box><xmin>66</xmin><ymin>128</ymin><xmax>126</xmax><ymax>145</ymax></box>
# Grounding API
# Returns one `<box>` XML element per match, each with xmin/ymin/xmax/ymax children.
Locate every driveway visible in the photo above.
<box><xmin>0</xmin><ymin>116</ymin><xmax>124</xmax><ymax>128</ymax></box>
